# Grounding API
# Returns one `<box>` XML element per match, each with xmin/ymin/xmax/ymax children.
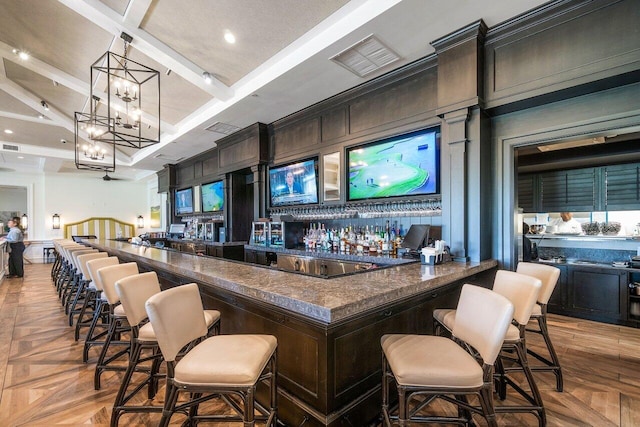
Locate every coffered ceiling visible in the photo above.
<box><xmin>0</xmin><ymin>0</ymin><xmax>549</xmax><ymax>181</ymax></box>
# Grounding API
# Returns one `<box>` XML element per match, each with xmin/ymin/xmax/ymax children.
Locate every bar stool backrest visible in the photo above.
<box><xmin>115</xmin><ymin>272</ymin><xmax>161</xmax><ymax>326</ymax></box>
<box><xmin>97</xmin><ymin>262</ymin><xmax>139</xmax><ymax>305</ymax></box>
<box><xmin>145</xmin><ymin>283</ymin><xmax>208</xmax><ymax>362</ymax></box>
<box><xmin>63</xmin><ymin>246</ymin><xmax>85</xmax><ymax>263</ymax></box>
<box><xmin>493</xmin><ymin>270</ymin><xmax>542</xmax><ymax>326</ymax></box>
<box><xmin>452</xmin><ymin>284</ymin><xmax>514</xmax><ymax>365</ymax></box>
<box><xmin>77</xmin><ymin>252</ymin><xmax>108</xmax><ymax>280</ymax></box>
<box><xmin>516</xmin><ymin>262</ymin><xmax>561</xmax><ymax>305</ymax></box>
<box><xmin>86</xmin><ymin>257</ymin><xmax>119</xmax><ymax>291</ymax></box>
<box><xmin>70</xmin><ymin>249</ymin><xmax>97</xmax><ymax>269</ymax></box>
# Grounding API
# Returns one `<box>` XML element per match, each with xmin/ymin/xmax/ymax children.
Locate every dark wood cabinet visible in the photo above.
<box><xmin>547</xmin><ymin>264</ymin><xmax>567</xmax><ymax>313</ymax></box>
<box><xmin>206</xmin><ymin>244</ymin><xmax>244</xmax><ymax>261</ymax></box>
<box><xmin>566</xmin><ymin>266</ymin><xmax>627</xmax><ymax>324</ymax></box>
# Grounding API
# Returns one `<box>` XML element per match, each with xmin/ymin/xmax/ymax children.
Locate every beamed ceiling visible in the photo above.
<box><xmin>0</xmin><ymin>0</ymin><xmax>550</xmax><ymax>181</ymax></box>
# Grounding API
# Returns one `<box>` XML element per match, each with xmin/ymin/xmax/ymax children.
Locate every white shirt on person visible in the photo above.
<box><xmin>549</xmin><ymin>217</ymin><xmax>581</xmax><ymax>234</ymax></box>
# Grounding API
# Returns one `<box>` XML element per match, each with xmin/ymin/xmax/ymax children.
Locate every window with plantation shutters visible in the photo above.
<box><xmin>540</xmin><ymin>168</ymin><xmax>597</xmax><ymax>212</ymax></box>
<box><xmin>604</xmin><ymin>163</ymin><xmax>640</xmax><ymax>210</ymax></box>
<box><xmin>518</xmin><ymin>173</ymin><xmax>537</xmax><ymax>212</ymax></box>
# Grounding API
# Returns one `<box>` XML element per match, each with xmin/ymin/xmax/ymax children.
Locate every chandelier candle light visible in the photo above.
<box><xmin>75</xmin><ymin>96</ymin><xmax>116</xmax><ymax>172</ymax></box>
<box><xmin>90</xmin><ymin>32</ymin><xmax>160</xmax><ymax>148</ymax></box>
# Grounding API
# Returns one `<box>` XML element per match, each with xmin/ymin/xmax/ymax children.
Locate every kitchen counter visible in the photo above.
<box><xmin>86</xmin><ymin>239</ymin><xmax>493</xmax><ymax>324</ymax></box>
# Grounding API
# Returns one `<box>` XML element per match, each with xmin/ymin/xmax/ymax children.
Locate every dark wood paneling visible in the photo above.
<box><xmin>156</xmin><ymin>164</ymin><xmax>175</xmax><ymax>193</ymax></box>
<box><xmin>177</xmin><ymin>164</ymin><xmax>195</xmax><ymax>182</ymax></box>
<box><xmin>273</xmin><ymin>118</ymin><xmax>320</xmax><ymax>160</ymax></box>
<box><xmin>485</xmin><ymin>0</ymin><xmax>640</xmax><ymax>110</ymax></box>
<box><xmin>349</xmin><ymin>71</ymin><xmax>437</xmax><ymax>135</ymax></box>
<box><xmin>217</xmin><ymin>123</ymin><xmax>269</xmax><ymax>173</ymax></box>
<box><xmin>202</xmin><ymin>154</ymin><xmax>219</xmax><ymax>177</ymax></box>
<box><xmin>321</xmin><ymin>107</ymin><xmax>347</xmax><ymax>142</ymax></box>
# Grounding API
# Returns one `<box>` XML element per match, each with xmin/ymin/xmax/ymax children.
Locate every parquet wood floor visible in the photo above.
<box><xmin>1</xmin><ymin>263</ymin><xmax>640</xmax><ymax>426</ymax></box>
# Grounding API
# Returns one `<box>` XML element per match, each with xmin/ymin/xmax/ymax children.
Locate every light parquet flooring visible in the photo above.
<box><xmin>1</xmin><ymin>263</ymin><xmax>640</xmax><ymax>426</ymax></box>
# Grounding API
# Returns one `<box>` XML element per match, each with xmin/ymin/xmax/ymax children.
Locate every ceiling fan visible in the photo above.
<box><xmin>102</xmin><ymin>172</ymin><xmax>124</xmax><ymax>181</ymax></box>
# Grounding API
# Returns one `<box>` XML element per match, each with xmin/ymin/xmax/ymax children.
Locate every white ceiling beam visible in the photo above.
<box><xmin>0</xmin><ymin>109</ymin><xmax>56</xmax><ymax>125</ymax></box>
<box><xmin>123</xmin><ymin>0</ymin><xmax>152</xmax><ymax>28</ymax></box>
<box><xmin>0</xmin><ymin>42</ymin><xmax>175</xmax><ymax>133</ymax></box>
<box><xmin>57</xmin><ymin>0</ymin><xmax>233</xmax><ymax>101</ymax></box>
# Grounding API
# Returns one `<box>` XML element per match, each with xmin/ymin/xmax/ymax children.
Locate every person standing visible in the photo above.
<box><xmin>3</xmin><ymin>217</ymin><xmax>25</xmax><ymax>278</ymax></box>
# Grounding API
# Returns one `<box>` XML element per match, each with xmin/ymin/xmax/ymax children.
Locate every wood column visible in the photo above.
<box><xmin>251</xmin><ymin>164</ymin><xmax>266</xmax><ymax>220</ymax></box>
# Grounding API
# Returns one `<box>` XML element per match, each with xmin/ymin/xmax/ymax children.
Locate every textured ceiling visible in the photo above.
<box><xmin>0</xmin><ymin>0</ymin><xmax>553</xmax><ymax>181</ymax></box>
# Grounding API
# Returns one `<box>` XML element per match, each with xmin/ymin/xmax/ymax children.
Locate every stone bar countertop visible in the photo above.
<box><xmin>86</xmin><ymin>240</ymin><xmax>497</xmax><ymax>324</ymax></box>
<box><xmin>244</xmin><ymin>243</ymin><xmax>416</xmax><ymax>265</ymax></box>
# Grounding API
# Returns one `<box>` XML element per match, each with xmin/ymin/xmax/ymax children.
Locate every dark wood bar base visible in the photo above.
<box><xmin>87</xmin><ymin>241</ymin><xmax>496</xmax><ymax>425</ymax></box>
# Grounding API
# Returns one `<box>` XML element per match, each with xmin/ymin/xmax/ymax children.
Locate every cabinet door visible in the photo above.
<box><xmin>540</xmin><ymin>168</ymin><xmax>597</xmax><ymax>212</ymax></box>
<box><xmin>568</xmin><ymin>267</ymin><xmax>627</xmax><ymax>322</ymax></box>
<box><xmin>603</xmin><ymin>163</ymin><xmax>640</xmax><ymax>210</ymax></box>
<box><xmin>245</xmin><ymin>249</ymin><xmax>257</xmax><ymax>264</ymax></box>
<box><xmin>517</xmin><ymin>173</ymin><xmax>537</xmax><ymax>213</ymax></box>
<box><xmin>547</xmin><ymin>265</ymin><xmax>567</xmax><ymax>313</ymax></box>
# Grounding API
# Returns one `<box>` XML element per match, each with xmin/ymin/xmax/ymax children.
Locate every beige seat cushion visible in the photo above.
<box><xmin>138</xmin><ymin>322</ymin><xmax>157</xmax><ymax>342</ymax></box>
<box><xmin>530</xmin><ymin>303</ymin><xmax>542</xmax><ymax>317</ymax></box>
<box><xmin>433</xmin><ymin>309</ymin><xmax>455</xmax><ymax>331</ymax></box>
<box><xmin>137</xmin><ymin>310</ymin><xmax>220</xmax><ymax>343</ymax></box>
<box><xmin>204</xmin><ymin>309</ymin><xmax>221</xmax><ymax>327</ymax></box>
<box><xmin>503</xmin><ymin>323</ymin><xmax>520</xmax><ymax>342</ymax></box>
<box><xmin>174</xmin><ymin>335</ymin><xmax>277</xmax><ymax>387</ymax></box>
<box><xmin>113</xmin><ymin>304</ymin><xmax>126</xmax><ymax>317</ymax></box>
<box><xmin>381</xmin><ymin>334</ymin><xmax>483</xmax><ymax>388</ymax></box>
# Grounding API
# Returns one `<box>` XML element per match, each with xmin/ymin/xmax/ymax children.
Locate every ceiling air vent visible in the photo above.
<box><xmin>330</xmin><ymin>35</ymin><xmax>401</xmax><ymax>77</ymax></box>
<box><xmin>205</xmin><ymin>122</ymin><xmax>240</xmax><ymax>135</ymax></box>
<box><xmin>2</xmin><ymin>143</ymin><xmax>19</xmax><ymax>152</ymax></box>
<box><xmin>153</xmin><ymin>153</ymin><xmax>184</xmax><ymax>162</ymax></box>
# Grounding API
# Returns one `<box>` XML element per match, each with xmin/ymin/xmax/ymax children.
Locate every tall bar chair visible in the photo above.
<box><xmin>93</xmin><ymin>262</ymin><xmax>140</xmax><ymax>390</ymax></box>
<box><xmin>82</xmin><ymin>257</ymin><xmax>120</xmax><ymax>361</ymax></box>
<box><xmin>145</xmin><ymin>283</ymin><xmax>277</xmax><ymax>427</ymax></box>
<box><xmin>61</xmin><ymin>248</ymin><xmax>97</xmax><ymax>307</ymax></box>
<box><xmin>381</xmin><ymin>284</ymin><xmax>514</xmax><ymax>426</ymax></box>
<box><xmin>111</xmin><ymin>274</ymin><xmax>221</xmax><ymax>426</ymax></box>
<box><xmin>68</xmin><ymin>252</ymin><xmax>108</xmax><ymax>327</ymax></box>
<box><xmin>55</xmin><ymin>245</ymin><xmax>85</xmax><ymax>297</ymax></box>
<box><xmin>51</xmin><ymin>240</ymin><xmax>76</xmax><ymax>280</ymax></box>
<box><xmin>434</xmin><ymin>271</ymin><xmax>544</xmax><ymax>426</ymax></box>
<box><xmin>517</xmin><ymin>262</ymin><xmax>563</xmax><ymax>392</ymax></box>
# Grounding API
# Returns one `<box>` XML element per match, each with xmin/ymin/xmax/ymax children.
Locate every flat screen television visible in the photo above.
<box><xmin>175</xmin><ymin>187</ymin><xmax>194</xmax><ymax>215</ymax></box>
<box><xmin>347</xmin><ymin>127</ymin><xmax>440</xmax><ymax>201</ymax></box>
<box><xmin>201</xmin><ymin>181</ymin><xmax>224</xmax><ymax>212</ymax></box>
<box><xmin>269</xmin><ymin>157</ymin><xmax>319</xmax><ymax>207</ymax></box>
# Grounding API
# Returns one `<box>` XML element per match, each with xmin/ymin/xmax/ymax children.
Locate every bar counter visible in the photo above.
<box><xmin>85</xmin><ymin>239</ymin><xmax>497</xmax><ymax>425</ymax></box>
<box><xmin>86</xmin><ymin>240</ymin><xmax>496</xmax><ymax>324</ymax></box>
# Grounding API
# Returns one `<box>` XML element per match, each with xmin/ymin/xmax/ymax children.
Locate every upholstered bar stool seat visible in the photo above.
<box><xmin>382</xmin><ymin>284</ymin><xmax>514</xmax><ymax>427</ymax></box>
<box><xmin>175</xmin><ymin>334</ymin><xmax>276</xmax><ymax>387</ymax></box>
<box><xmin>110</xmin><ymin>273</ymin><xmax>221</xmax><ymax>426</ymax></box>
<box><xmin>517</xmin><ymin>262</ymin><xmax>564</xmax><ymax>392</ymax></box>
<box><xmin>146</xmin><ymin>283</ymin><xmax>277</xmax><ymax>427</ymax></box>
<box><xmin>69</xmin><ymin>252</ymin><xmax>108</xmax><ymax>329</ymax></box>
<box><xmin>381</xmin><ymin>334</ymin><xmax>484</xmax><ymax>388</ymax></box>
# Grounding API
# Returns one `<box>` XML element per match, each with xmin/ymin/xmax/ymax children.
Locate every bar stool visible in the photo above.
<box><xmin>433</xmin><ymin>271</ymin><xmax>544</xmax><ymax>426</ymax></box>
<box><xmin>93</xmin><ymin>262</ymin><xmax>139</xmax><ymax>390</ymax></box>
<box><xmin>61</xmin><ymin>248</ymin><xmax>97</xmax><ymax>308</ymax></box>
<box><xmin>145</xmin><ymin>283</ymin><xmax>277</xmax><ymax>427</ymax></box>
<box><xmin>68</xmin><ymin>252</ymin><xmax>108</xmax><ymax>327</ymax></box>
<box><xmin>55</xmin><ymin>245</ymin><xmax>86</xmax><ymax>297</ymax></box>
<box><xmin>517</xmin><ymin>262</ymin><xmax>563</xmax><ymax>392</ymax></box>
<box><xmin>381</xmin><ymin>284</ymin><xmax>514</xmax><ymax>426</ymax></box>
<box><xmin>111</xmin><ymin>274</ymin><xmax>221</xmax><ymax>426</ymax></box>
<box><xmin>82</xmin><ymin>257</ymin><xmax>120</xmax><ymax>361</ymax></box>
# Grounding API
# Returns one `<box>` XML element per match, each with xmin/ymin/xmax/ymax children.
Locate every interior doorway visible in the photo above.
<box><xmin>0</xmin><ymin>185</ymin><xmax>27</xmax><ymax>234</ymax></box>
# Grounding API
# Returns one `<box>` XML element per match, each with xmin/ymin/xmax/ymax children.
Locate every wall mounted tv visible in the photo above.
<box><xmin>269</xmin><ymin>157</ymin><xmax>319</xmax><ymax>207</ymax></box>
<box><xmin>175</xmin><ymin>187</ymin><xmax>194</xmax><ymax>215</ymax></box>
<box><xmin>347</xmin><ymin>127</ymin><xmax>440</xmax><ymax>201</ymax></box>
<box><xmin>201</xmin><ymin>181</ymin><xmax>224</xmax><ymax>212</ymax></box>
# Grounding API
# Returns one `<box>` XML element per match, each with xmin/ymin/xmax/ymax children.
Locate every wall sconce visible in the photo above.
<box><xmin>137</xmin><ymin>215</ymin><xmax>144</xmax><ymax>228</ymax></box>
<box><xmin>52</xmin><ymin>213</ymin><xmax>61</xmax><ymax>229</ymax></box>
<box><xmin>21</xmin><ymin>213</ymin><xmax>28</xmax><ymax>230</ymax></box>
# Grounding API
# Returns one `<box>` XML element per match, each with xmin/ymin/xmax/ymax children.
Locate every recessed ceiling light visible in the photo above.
<box><xmin>17</xmin><ymin>156</ymin><xmax>24</xmax><ymax>159</ymax></box>
<box><xmin>202</xmin><ymin>72</ymin><xmax>212</xmax><ymax>84</ymax></box>
<box><xmin>4</xmin><ymin>129</ymin><xmax>13</xmax><ymax>134</ymax></box>
<box><xmin>224</xmin><ymin>31</ymin><xmax>236</xmax><ymax>44</ymax></box>
<box><xmin>38</xmin><ymin>114</ymin><xmax>45</xmax><ymax>119</ymax></box>
<box><xmin>12</xmin><ymin>48</ymin><xmax>29</xmax><ymax>60</ymax></box>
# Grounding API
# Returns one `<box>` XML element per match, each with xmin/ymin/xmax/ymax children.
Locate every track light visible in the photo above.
<box><xmin>41</xmin><ymin>101</ymin><xmax>49</xmax><ymax>111</ymax></box>
<box><xmin>202</xmin><ymin>71</ymin><xmax>212</xmax><ymax>84</ymax></box>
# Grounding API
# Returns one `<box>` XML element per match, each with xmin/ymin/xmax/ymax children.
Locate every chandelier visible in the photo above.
<box><xmin>90</xmin><ymin>32</ymin><xmax>160</xmax><ymax>149</ymax></box>
<box><xmin>74</xmin><ymin>96</ymin><xmax>116</xmax><ymax>172</ymax></box>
